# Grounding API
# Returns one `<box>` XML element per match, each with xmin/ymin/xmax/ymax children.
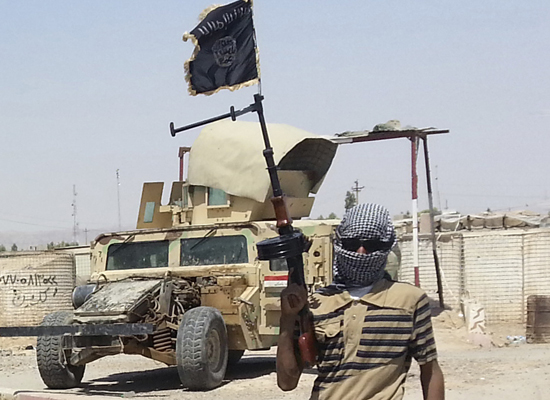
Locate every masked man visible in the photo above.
<box><xmin>277</xmin><ymin>203</ymin><xmax>445</xmax><ymax>400</ymax></box>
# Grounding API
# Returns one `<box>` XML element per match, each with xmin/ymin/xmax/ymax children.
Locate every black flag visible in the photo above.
<box><xmin>183</xmin><ymin>0</ymin><xmax>260</xmax><ymax>96</ymax></box>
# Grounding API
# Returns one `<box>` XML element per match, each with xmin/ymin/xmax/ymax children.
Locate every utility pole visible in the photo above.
<box><xmin>411</xmin><ymin>136</ymin><xmax>419</xmax><ymax>287</ymax></box>
<box><xmin>71</xmin><ymin>185</ymin><xmax>79</xmax><ymax>244</ymax></box>
<box><xmin>116</xmin><ymin>169</ymin><xmax>121</xmax><ymax>230</ymax></box>
<box><xmin>351</xmin><ymin>179</ymin><xmax>364</xmax><ymax>204</ymax></box>
<box><xmin>435</xmin><ymin>165</ymin><xmax>441</xmax><ymax>212</ymax></box>
<box><xmin>84</xmin><ymin>228</ymin><xmax>88</xmax><ymax>245</ymax></box>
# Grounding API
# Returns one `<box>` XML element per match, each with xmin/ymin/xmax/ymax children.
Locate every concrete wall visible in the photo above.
<box><xmin>398</xmin><ymin>228</ymin><xmax>550</xmax><ymax>323</ymax></box>
<box><xmin>0</xmin><ymin>252</ymin><xmax>75</xmax><ymax>326</ymax></box>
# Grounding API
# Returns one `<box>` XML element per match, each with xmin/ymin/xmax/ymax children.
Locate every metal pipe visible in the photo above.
<box><xmin>170</xmin><ymin>104</ymin><xmax>256</xmax><ymax>137</ymax></box>
<box><xmin>411</xmin><ymin>135</ymin><xmax>420</xmax><ymax>287</ymax></box>
<box><xmin>170</xmin><ymin>113</ymin><xmax>231</xmax><ymax>136</ymax></box>
<box><xmin>179</xmin><ymin>150</ymin><xmax>184</xmax><ymax>181</ymax></box>
<box><xmin>422</xmin><ymin>136</ymin><xmax>445</xmax><ymax>308</ymax></box>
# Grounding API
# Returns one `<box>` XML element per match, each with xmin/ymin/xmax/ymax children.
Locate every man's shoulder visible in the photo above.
<box><xmin>307</xmin><ymin>280</ymin><xmax>430</xmax><ymax>315</ymax></box>
<box><xmin>309</xmin><ymin>290</ymin><xmax>350</xmax><ymax>317</ymax></box>
<box><xmin>380</xmin><ymin>280</ymin><xmax>430</xmax><ymax>312</ymax></box>
<box><xmin>386</xmin><ymin>280</ymin><xmax>427</xmax><ymax>299</ymax></box>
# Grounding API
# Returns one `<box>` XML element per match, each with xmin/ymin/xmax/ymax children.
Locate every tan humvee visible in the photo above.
<box><xmin>34</xmin><ymin>121</ymin><xmax>399</xmax><ymax>391</ymax></box>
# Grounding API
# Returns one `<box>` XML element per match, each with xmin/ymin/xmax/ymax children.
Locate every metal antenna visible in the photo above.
<box><xmin>352</xmin><ymin>179</ymin><xmax>364</xmax><ymax>204</ymax></box>
<box><xmin>71</xmin><ymin>185</ymin><xmax>79</xmax><ymax>244</ymax></box>
<box><xmin>116</xmin><ymin>169</ymin><xmax>122</xmax><ymax>230</ymax></box>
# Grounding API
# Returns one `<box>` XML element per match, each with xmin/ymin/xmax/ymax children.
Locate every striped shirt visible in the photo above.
<box><xmin>308</xmin><ymin>278</ymin><xmax>437</xmax><ymax>400</ymax></box>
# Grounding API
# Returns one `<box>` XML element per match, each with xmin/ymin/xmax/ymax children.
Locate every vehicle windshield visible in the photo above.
<box><xmin>106</xmin><ymin>240</ymin><xmax>169</xmax><ymax>270</ymax></box>
<box><xmin>180</xmin><ymin>235</ymin><xmax>248</xmax><ymax>266</ymax></box>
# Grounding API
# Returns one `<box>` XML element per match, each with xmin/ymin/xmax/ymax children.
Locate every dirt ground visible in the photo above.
<box><xmin>0</xmin><ymin>311</ymin><xmax>549</xmax><ymax>399</ymax></box>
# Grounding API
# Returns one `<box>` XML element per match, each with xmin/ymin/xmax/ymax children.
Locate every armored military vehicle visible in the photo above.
<box><xmin>35</xmin><ymin>121</ymin><xmax>341</xmax><ymax>390</ymax></box>
<box><xmin>34</xmin><ymin>121</ymin><xmax>400</xmax><ymax>391</ymax></box>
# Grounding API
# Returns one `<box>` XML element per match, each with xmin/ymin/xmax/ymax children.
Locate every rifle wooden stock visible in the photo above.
<box><xmin>298</xmin><ymin>309</ymin><xmax>317</xmax><ymax>368</ymax></box>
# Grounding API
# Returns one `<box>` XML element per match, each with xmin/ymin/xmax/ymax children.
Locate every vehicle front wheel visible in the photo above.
<box><xmin>176</xmin><ymin>306</ymin><xmax>228</xmax><ymax>390</ymax></box>
<box><xmin>36</xmin><ymin>311</ymin><xmax>85</xmax><ymax>389</ymax></box>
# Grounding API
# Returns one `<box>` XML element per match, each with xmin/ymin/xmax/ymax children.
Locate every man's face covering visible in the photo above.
<box><xmin>333</xmin><ymin>204</ymin><xmax>396</xmax><ymax>286</ymax></box>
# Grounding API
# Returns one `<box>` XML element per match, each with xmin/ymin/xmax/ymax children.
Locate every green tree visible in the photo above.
<box><xmin>11</xmin><ymin>243</ymin><xmax>18</xmax><ymax>252</ymax></box>
<box><xmin>317</xmin><ymin>213</ymin><xmax>338</xmax><ymax>220</ymax></box>
<box><xmin>419</xmin><ymin>207</ymin><xmax>442</xmax><ymax>216</ymax></box>
<box><xmin>344</xmin><ymin>191</ymin><xmax>356</xmax><ymax>211</ymax></box>
<box><xmin>47</xmin><ymin>241</ymin><xmax>79</xmax><ymax>250</ymax></box>
<box><xmin>0</xmin><ymin>244</ymin><xmax>6</xmax><ymax>252</ymax></box>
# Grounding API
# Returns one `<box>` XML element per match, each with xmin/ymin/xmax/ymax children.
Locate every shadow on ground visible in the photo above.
<box><xmin>225</xmin><ymin>356</ymin><xmax>277</xmax><ymax>380</ymax></box>
<box><xmin>429</xmin><ymin>302</ymin><xmax>454</xmax><ymax>318</ymax></box>
<box><xmin>67</xmin><ymin>355</ymin><xmax>282</xmax><ymax>396</ymax></box>
<box><xmin>72</xmin><ymin>366</ymin><xmax>181</xmax><ymax>397</ymax></box>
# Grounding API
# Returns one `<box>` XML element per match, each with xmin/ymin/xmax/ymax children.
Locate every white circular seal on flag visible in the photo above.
<box><xmin>212</xmin><ymin>36</ymin><xmax>237</xmax><ymax>67</ymax></box>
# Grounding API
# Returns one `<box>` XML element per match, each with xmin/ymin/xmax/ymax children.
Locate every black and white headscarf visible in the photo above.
<box><xmin>332</xmin><ymin>203</ymin><xmax>396</xmax><ymax>287</ymax></box>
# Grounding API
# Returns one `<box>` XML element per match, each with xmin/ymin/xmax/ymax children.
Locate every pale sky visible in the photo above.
<box><xmin>1</xmin><ymin>1</ymin><xmax>549</xmax><ymax>245</ymax></box>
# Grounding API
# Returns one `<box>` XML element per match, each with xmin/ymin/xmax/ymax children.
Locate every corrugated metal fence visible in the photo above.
<box><xmin>59</xmin><ymin>246</ymin><xmax>91</xmax><ymax>285</ymax></box>
<box><xmin>399</xmin><ymin>228</ymin><xmax>550</xmax><ymax>323</ymax></box>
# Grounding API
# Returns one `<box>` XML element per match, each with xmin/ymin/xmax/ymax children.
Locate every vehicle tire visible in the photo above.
<box><xmin>176</xmin><ymin>306</ymin><xmax>228</xmax><ymax>390</ymax></box>
<box><xmin>36</xmin><ymin>311</ymin><xmax>85</xmax><ymax>389</ymax></box>
<box><xmin>228</xmin><ymin>349</ymin><xmax>245</xmax><ymax>366</ymax></box>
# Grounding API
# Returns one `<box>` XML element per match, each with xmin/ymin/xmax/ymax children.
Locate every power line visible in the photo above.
<box><xmin>0</xmin><ymin>217</ymin><xmax>69</xmax><ymax>230</ymax></box>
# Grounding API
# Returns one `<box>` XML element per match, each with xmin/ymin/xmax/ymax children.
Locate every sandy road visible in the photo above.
<box><xmin>0</xmin><ymin>319</ymin><xmax>549</xmax><ymax>399</ymax></box>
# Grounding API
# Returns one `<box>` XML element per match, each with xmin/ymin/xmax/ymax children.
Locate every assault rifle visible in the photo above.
<box><xmin>170</xmin><ymin>93</ymin><xmax>318</xmax><ymax>367</ymax></box>
<box><xmin>255</xmin><ymin>197</ymin><xmax>318</xmax><ymax>368</ymax></box>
